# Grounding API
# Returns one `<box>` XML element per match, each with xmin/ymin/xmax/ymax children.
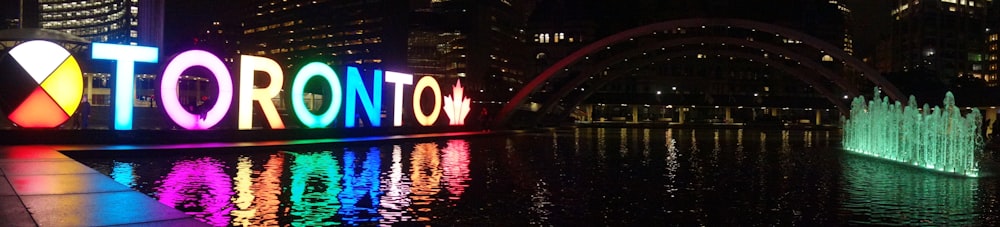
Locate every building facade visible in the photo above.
<box><xmin>986</xmin><ymin>0</ymin><xmax>1000</xmax><ymax>86</ymax></box>
<box><xmin>406</xmin><ymin>0</ymin><xmax>535</xmax><ymax>103</ymax></box>
<box><xmin>240</xmin><ymin>0</ymin><xmax>408</xmax><ymax>72</ymax></box>
<box><xmin>880</xmin><ymin>0</ymin><xmax>988</xmax><ymax>80</ymax></box>
<box><xmin>37</xmin><ymin>0</ymin><xmax>164</xmax><ymax>46</ymax></box>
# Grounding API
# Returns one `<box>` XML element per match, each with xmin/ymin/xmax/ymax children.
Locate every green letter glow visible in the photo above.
<box><xmin>412</xmin><ymin>76</ymin><xmax>442</xmax><ymax>126</ymax></box>
<box><xmin>91</xmin><ymin>43</ymin><xmax>158</xmax><ymax>130</ymax></box>
<box><xmin>238</xmin><ymin>55</ymin><xmax>285</xmax><ymax>130</ymax></box>
<box><xmin>345</xmin><ymin>66</ymin><xmax>382</xmax><ymax>128</ymax></box>
<box><xmin>290</xmin><ymin>62</ymin><xmax>342</xmax><ymax>128</ymax></box>
<box><xmin>384</xmin><ymin>72</ymin><xmax>413</xmax><ymax>127</ymax></box>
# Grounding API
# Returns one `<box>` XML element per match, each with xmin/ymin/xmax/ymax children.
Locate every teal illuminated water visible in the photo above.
<box><xmin>843</xmin><ymin>90</ymin><xmax>983</xmax><ymax>177</ymax></box>
<box><xmin>68</xmin><ymin>128</ymin><xmax>1000</xmax><ymax>226</ymax></box>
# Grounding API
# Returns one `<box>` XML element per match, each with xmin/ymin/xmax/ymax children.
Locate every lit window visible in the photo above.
<box><xmin>822</xmin><ymin>55</ymin><xmax>834</xmax><ymax>62</ymax></box>
<box><xmin>538</xmin><ymin>33</ymin><xmax>550</xmax><ymax>43</ymax></box>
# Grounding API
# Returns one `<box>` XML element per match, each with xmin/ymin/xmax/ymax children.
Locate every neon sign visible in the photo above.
<box><xmin>1</xmin><ymin>41</ymin><xmax>475</xmax><ymax>130</ymax></box>
<box><xmin>159</xmin><ymin>50</ymin><xmax>235</xmax><ymax>130</ymax></box>
<box><xmin>0</xmin><ymin>40</ymin><xmax>84</xmax><ymax>128</ymax></box>
<box><xmin>91</xmin><ymin>43</ymin><xmax>158</xmax><ymax>130</ymax></box>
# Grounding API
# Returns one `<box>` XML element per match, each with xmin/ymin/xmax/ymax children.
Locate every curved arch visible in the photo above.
<box><xmin>532</xmin><ymin>37</ymin><xmax>859</xmax><ymax>120</ymax></box>
<box><xmin>497</xmin><ymin>18</ymin><xmax>903</xmax><ymax>127</ymax></box>
<box><xmin>546</xmin><ymin>49</ymin><xmax>849</xmax><ymax>123</ymax></box>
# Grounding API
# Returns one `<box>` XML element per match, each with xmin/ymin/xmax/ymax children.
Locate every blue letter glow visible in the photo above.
<box><xmin>91</xmin><ymin>43</ymin><xmax>158</xmax><ymax>130</ymax></box>
<box><xmin>384</xmin><ymin>72</ymin><xmax>413</xmax><ymax>127</ymax></box>
<box><xmin>345</xmin><ymin>66</ymin><xmax>382</xmax><ymax>128</ymax></box>
<box><xmin>290</xmin><ymin>62</ymin><xmax>343</xmax><ymax>128</ymax></box>
<box><xmin>238</xmin><ymin>55</ymin><xmax>285</xmax><ymax>130</ymax></box>
<box><xmin>159</xmin><ymin>50</ymin><xmax>233</xmax><ymax>130</ymax></box>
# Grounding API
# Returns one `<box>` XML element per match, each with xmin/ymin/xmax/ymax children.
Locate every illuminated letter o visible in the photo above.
<box><xmin>412</xmin><ymin>76</ymin><xmax>442</xmax><ymax>126</ymax></box>
<box><xmin>290</xmin><ymin>62</ymin><xmax>343</xmax><ymax>128</ymax></box>
<box><xmin>159</xmin><ymin>50</ymin><xmax>233</xmax><ymax>130</ymax></box>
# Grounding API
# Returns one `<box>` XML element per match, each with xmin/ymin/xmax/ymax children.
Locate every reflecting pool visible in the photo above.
<box><xmin>68</xmin><ymin>128</ymin><xmax>1000</xmax><ymax>226</ymax></box>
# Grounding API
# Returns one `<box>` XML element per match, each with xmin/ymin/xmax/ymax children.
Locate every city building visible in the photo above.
<box><xmin>830</xmin><ymin>0</ymin><xmax>856</xmax><ymax>55</ymax></box>
<box><xmin>406</xmin><ymin>0</ymin><xmax>536</xmax><ymax>103</ymax></box>
<box><xmin>240</xmin><ymin>0</ymin><xmax>408</xmax><ymax>72</ymax></box>
<box><xmin>526</xmin><ymin>0</ymin><xmax>596</xmax><ymax>83</ymax></box>
<box><xmin>567</xmin><ymin>0</ymin><xmax>853</xmax><ymax>124</ymax></box>
<box><xmin>879</xmin><ymin>0</ymin><xmax>988</xmax><ymax>81</ymax></box>
<box><xmin>36</xmin><ymin>0</ymin><xmax>164</xmax><ymax>46</ymax></box>
<box><xmin>986</xmin><ymin>0</ymin><xmax>1000</xmax><ymax>86</ymax></box>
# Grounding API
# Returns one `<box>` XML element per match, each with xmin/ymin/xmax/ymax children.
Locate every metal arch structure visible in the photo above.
<box><xmin>496</xmin><ymin>18</ymin><xmax>904</xmax><ymax>127</ymax></box>
<box><xmin>0</xmin><ymin>28</ymin><xmax>91</xmax><ymax>52</ymax></box>
<box><xmin>531</xmin><ymin>37</ymin><xmax>860</xmax><ymax>121</ymax></box>
<box><xmin>547</xmin><ymin>49</ymin><xmax>851</xmax><ymax>122</ymax></box>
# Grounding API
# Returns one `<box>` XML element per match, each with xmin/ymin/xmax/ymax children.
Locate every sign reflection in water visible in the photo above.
<box><xmin>379</xmin><ymin>145</ymin><xmax>412</xmax><ymax>225</ymax></box>
<box><xmin>110</xmin><ymin>161</ymin><xmax>137</xmax><ymax>187</ymax></box>
<box><xmin>287</xmin><ymin>151</ymin><xmax>343</xmax><ymax>226</ymax></box>
<box><xmin>442</xmin><ymin>140</ymin><xmax>472</xmax><ymax>198</ymax></box>
<box><xmin>72</xmin><ymin>130</ymin><xmax>1000</xmax><ymax>225</ymax></box>
<box><xmin>89</xmin><ymin>140</ymin><xmax>472</xmax><ymax>226</ymax></box>
<box><xmin>156</xmin><ymin>157</ymin><xmax>235</xmax><ymax>226</ymax></box>
<box><xmin>338</xmin><ymin>147</ymin><xmax>382</xmax><ymax>225</ymax></box>
<box><xmin>228</xmin><ymin>153</ymin><xmax>285</xmax><ymax>226</ymax></box>
<box><xmin>409</xmin><ymin>143</ymin><xmax>443</xmax><ymax>222</ymax></box>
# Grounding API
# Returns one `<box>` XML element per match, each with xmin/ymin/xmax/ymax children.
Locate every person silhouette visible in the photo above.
<box><xmin>79</xmin><ymin>96</ymin><xmax>91</xmax><ymax>129</ymax></box>
<box><xmin>479</xmin><ymin>107</ymin><xmax>490</xmax><ymax>131</ymax></box>
<box><xmin>196</xmin><ymin>96</ymin><xmax>212</xmax><ymax>120</ymax></box>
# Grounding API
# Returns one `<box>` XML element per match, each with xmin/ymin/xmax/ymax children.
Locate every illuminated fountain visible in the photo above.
<box><xmin>842</xmin><ymin>89</ymin><xmax>983</xmax><ymax>177</ymax></box>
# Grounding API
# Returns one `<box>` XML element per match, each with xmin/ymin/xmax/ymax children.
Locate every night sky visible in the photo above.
<box><xmin>1</xmin><ymin>0</ymin><xmax>890</xmax><ymax>59</ymax></box>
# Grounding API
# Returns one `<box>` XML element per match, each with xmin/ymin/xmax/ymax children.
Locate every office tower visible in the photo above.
<box><xmin>241</xmin><ymin>0</ymin><xmax>409</xmax><ymax>72</ymax></box>
<box><xmin>407</xmin><ymin>0</ymin><xmax>535</xmax><ymax>103</ymax></box>
<box><xmin>882</xmin><ymin>0</ymin><xmax>988</xmax><ymax>79</ymax></box>
<box><xmin>985</xmin><ymin>0</ymin><xmax>1000</xmax><ymax>86</ymax></box>
<box><xmin>37</xmin><ymin>0</ymin><xmax>164</xmax><ymax>46</ymax></box>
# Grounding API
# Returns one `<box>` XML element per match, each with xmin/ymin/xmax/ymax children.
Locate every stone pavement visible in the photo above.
<box><xmin>0</xmin><ymin>146</ymin><xmax>208</xmax><ymax>226</ymax></box>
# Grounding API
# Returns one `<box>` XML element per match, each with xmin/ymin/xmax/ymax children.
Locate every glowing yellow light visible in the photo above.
<box><xmin>40</xmin><ymin>56</ymin><xmax>83</xmax><ymax>116</ymax></box>
<box><xmin>412</xmin><ymin>76</ymin><xmax>442</xmax><ymax>126</ymax></box>
<box><xmin>238</xmin><ymin>55</ymin><xmax>286</xmax><ymax>129</ymax></box>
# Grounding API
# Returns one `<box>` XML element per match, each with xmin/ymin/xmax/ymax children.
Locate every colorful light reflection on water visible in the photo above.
<box><xmin>71</xmin><ymin>130</ymin><xmax>1000</xmax><ymax>226</ymax></box>
<box><xmin>156</xmin><ymin>157</ymin><xmax>234</xmax><ymax>226</ymax></box>
<box><xmin>81</xmin><ymin>140</ymin><xmax>472</xmax><ymax>226</ymax></box>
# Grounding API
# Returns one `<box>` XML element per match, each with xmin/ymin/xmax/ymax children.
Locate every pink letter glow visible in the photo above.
<box><xmin>159</xmin><ymin>50</ymin><xmax>234</xmax><ymax>130</ymax></box>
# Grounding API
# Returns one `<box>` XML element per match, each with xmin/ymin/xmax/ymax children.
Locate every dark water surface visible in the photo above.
<box><xmin>68</xmin><ymin>128</ymin><xmax>1000</xmax><ymax>226</ymax></box>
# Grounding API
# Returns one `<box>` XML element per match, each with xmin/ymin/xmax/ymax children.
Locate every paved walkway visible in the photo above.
<box><xmin>0</xmin><ymin>131</ymin><xmax>495</xmax><ymax>226</ymax></box>
<box><xmin>0</xmin><ymin>146</ymin><xmax>207</xmax><ymax>226</ymax></box>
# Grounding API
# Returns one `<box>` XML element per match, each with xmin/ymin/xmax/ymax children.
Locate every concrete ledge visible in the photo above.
<box><xmin>0</xmin><ymin>146</ymin><xmax>209</xmax><ymax>226</ymax></box>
